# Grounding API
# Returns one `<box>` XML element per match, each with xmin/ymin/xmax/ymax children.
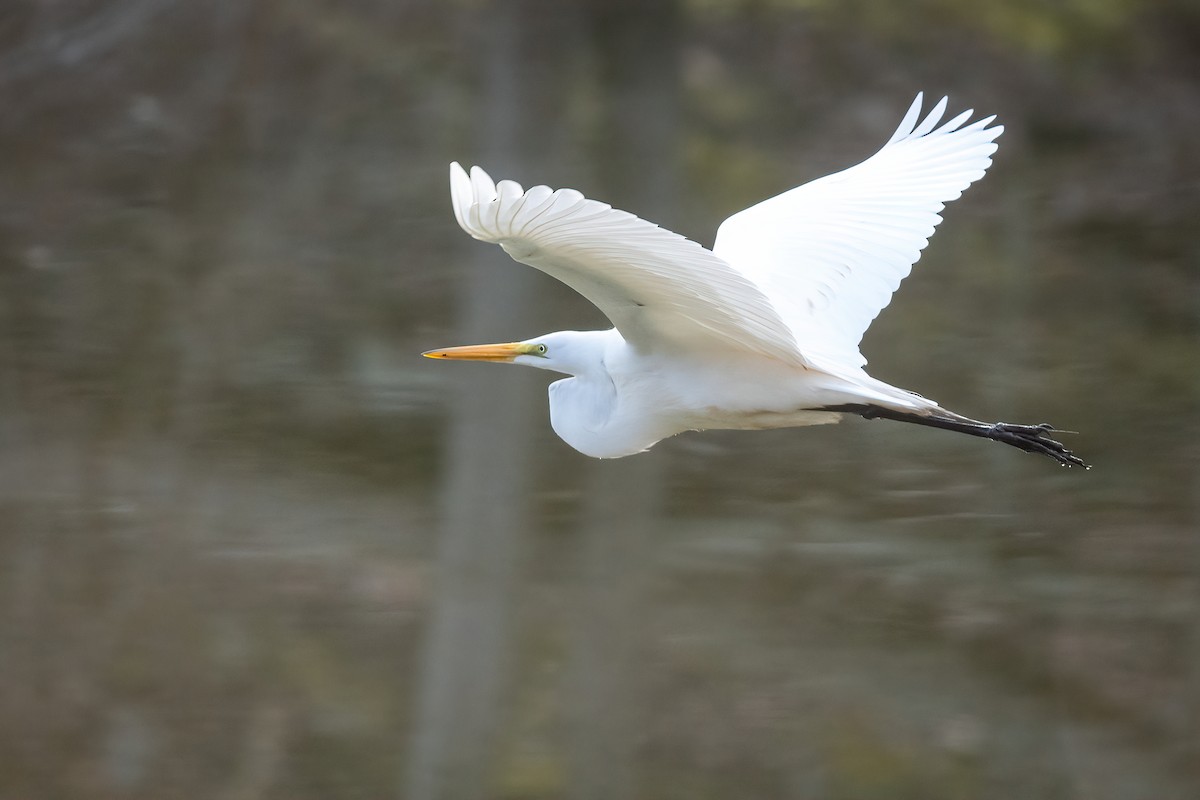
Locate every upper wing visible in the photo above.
<box><xmin>712</xmin><ymin>93</ymin><xmax>1003</xmax><ymax>370</ymax></box>
<box><xmin>449</xmin><ymin>162</ymin><xmax>804</xmax><ymax>365</ymax></box>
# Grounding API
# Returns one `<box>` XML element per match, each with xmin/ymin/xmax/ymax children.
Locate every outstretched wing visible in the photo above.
<box><xmin>712</xmin><ymin>93</ymin><xmax>1003</xmax><ymax>371</ymax></box>
<box><xmin>449</xmin><ymin>162</ymin><xmax>804</xmax><ymax>366</ymax></box>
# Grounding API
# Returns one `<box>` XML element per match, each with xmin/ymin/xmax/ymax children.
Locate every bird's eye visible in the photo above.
<box><xmin>535</xmin><ymin>344</ymin><xmax>548</xmax><ymax>355</ymax></box>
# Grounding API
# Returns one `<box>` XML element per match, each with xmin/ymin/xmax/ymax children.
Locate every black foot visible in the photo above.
<box><xmin>986</xmin><ymin>422</ymin><xmax>1089</xmax><ymax>469</ymax></box>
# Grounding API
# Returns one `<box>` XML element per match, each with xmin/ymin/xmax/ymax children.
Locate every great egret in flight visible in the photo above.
<box><xmin>425</xmin><ymin>94</ymin><xmax>1087</xmax><ymax>468</ymax></box>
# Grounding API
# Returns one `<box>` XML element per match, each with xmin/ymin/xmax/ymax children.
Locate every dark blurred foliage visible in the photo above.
<box><xmin>0</xmin><ymin>1</ymin><xmax>1197</xmax><ymax>798</ymax></box>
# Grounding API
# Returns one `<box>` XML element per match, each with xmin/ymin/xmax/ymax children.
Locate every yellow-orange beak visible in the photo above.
<box><xmin>422</xmin><ymin>342</ymin><xmax>535</xmax><ymax>362</ymax></box>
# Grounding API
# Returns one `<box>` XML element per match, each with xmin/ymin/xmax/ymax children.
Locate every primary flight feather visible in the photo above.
<box><xmin>426</xmin><ymin>93</ymin><xmax>1088</xmax><ymax>468</ymax></box>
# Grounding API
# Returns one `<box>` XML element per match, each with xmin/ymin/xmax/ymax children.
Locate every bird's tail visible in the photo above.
<box><xmin>819</xmin><ymin>404</ymin><xmax>1089</xmax><ymax>468</ymax></box>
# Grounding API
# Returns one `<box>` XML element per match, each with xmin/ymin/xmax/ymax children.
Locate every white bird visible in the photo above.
<box><xmin>425</xmin><ymin>94</ymin><xmax>1087</xmax><ymax>468</ymax></box>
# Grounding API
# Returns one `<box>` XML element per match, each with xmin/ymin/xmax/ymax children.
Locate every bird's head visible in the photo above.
<box><xmin>423</xmin><ymin>330</ymin><xmax>608</xmax><ymax>377</ymax></box>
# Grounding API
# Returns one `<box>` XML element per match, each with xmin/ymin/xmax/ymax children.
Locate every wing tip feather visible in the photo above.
<box><xmin>887</xmin><ymin>92</ymin><xmax>925</xmax><ymax>145</ymax></box>
<box><xmin>449</xmin><ymin>161</ymin><xmax>473</xmax><ymax>231</ymax></box>
<box><xmin>890</xmin><ymin>94</ymin><xmax>1004</xmax><ymax>147</ymax></box>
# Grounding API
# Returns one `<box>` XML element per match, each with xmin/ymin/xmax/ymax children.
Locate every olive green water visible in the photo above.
<box><xmin>1</xmin><ymin>2</ymin><xmax>1196</xmax><ymax>798</ymax></box>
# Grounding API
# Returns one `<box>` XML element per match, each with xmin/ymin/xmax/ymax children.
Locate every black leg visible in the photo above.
<box><xmin>817</xmin><ymin>404</ymin><xmax>1090</xmax><ymax>469</ymax></box>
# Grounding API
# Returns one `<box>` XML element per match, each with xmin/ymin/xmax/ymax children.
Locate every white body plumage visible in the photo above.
<box><xmin>513</xmin><ymin>328</ymin><xmax>932</xmax><ymax>459</ymax></box>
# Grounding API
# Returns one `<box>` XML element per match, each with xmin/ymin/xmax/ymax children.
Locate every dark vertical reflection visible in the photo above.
<box><xmin>1189</xmin><ymin>238</ymin><xmax>1200</xmax><ymax>777</ymax></box>
<box><xmin>403</xmin><ymin>5</ymin><xmax>535</xmax><ymax>797</ymax></box>
<box><xmin>565</xmin><ymin>4</ymin><xmax>679</xmax><ymax>798</ymax></box>
<box><xmin>404</xmin><ymin>3</ymin><xmax>576</xmax><ymax>799</ymax></box>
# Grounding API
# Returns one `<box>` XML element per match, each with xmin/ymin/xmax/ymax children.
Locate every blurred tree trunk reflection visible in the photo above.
<box><xmin>566</xmin><ymin>3</ymin><xmax>678</xmax><ymax>798</ymax></box>
<box><xmin>403</xmin><ymin>3</ymin><xmax>574</xmax><ymax>799</ymax></box>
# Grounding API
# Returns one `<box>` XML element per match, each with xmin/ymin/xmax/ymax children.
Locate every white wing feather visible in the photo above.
<box><xmin>449</xmin><ymin>162</ymin><xmax>804</xmax><ymax>365</ymax></box>
<box><xmin>712</xmin><ymin>93</ymin><xmax>1003</xmax><ymax>372</ymax></box>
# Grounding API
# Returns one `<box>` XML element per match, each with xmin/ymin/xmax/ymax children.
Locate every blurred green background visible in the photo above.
<box><xmin>1</xmin><ymin>1</ymin><xmax>1197</xmax><ymax>798</ymax></box>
